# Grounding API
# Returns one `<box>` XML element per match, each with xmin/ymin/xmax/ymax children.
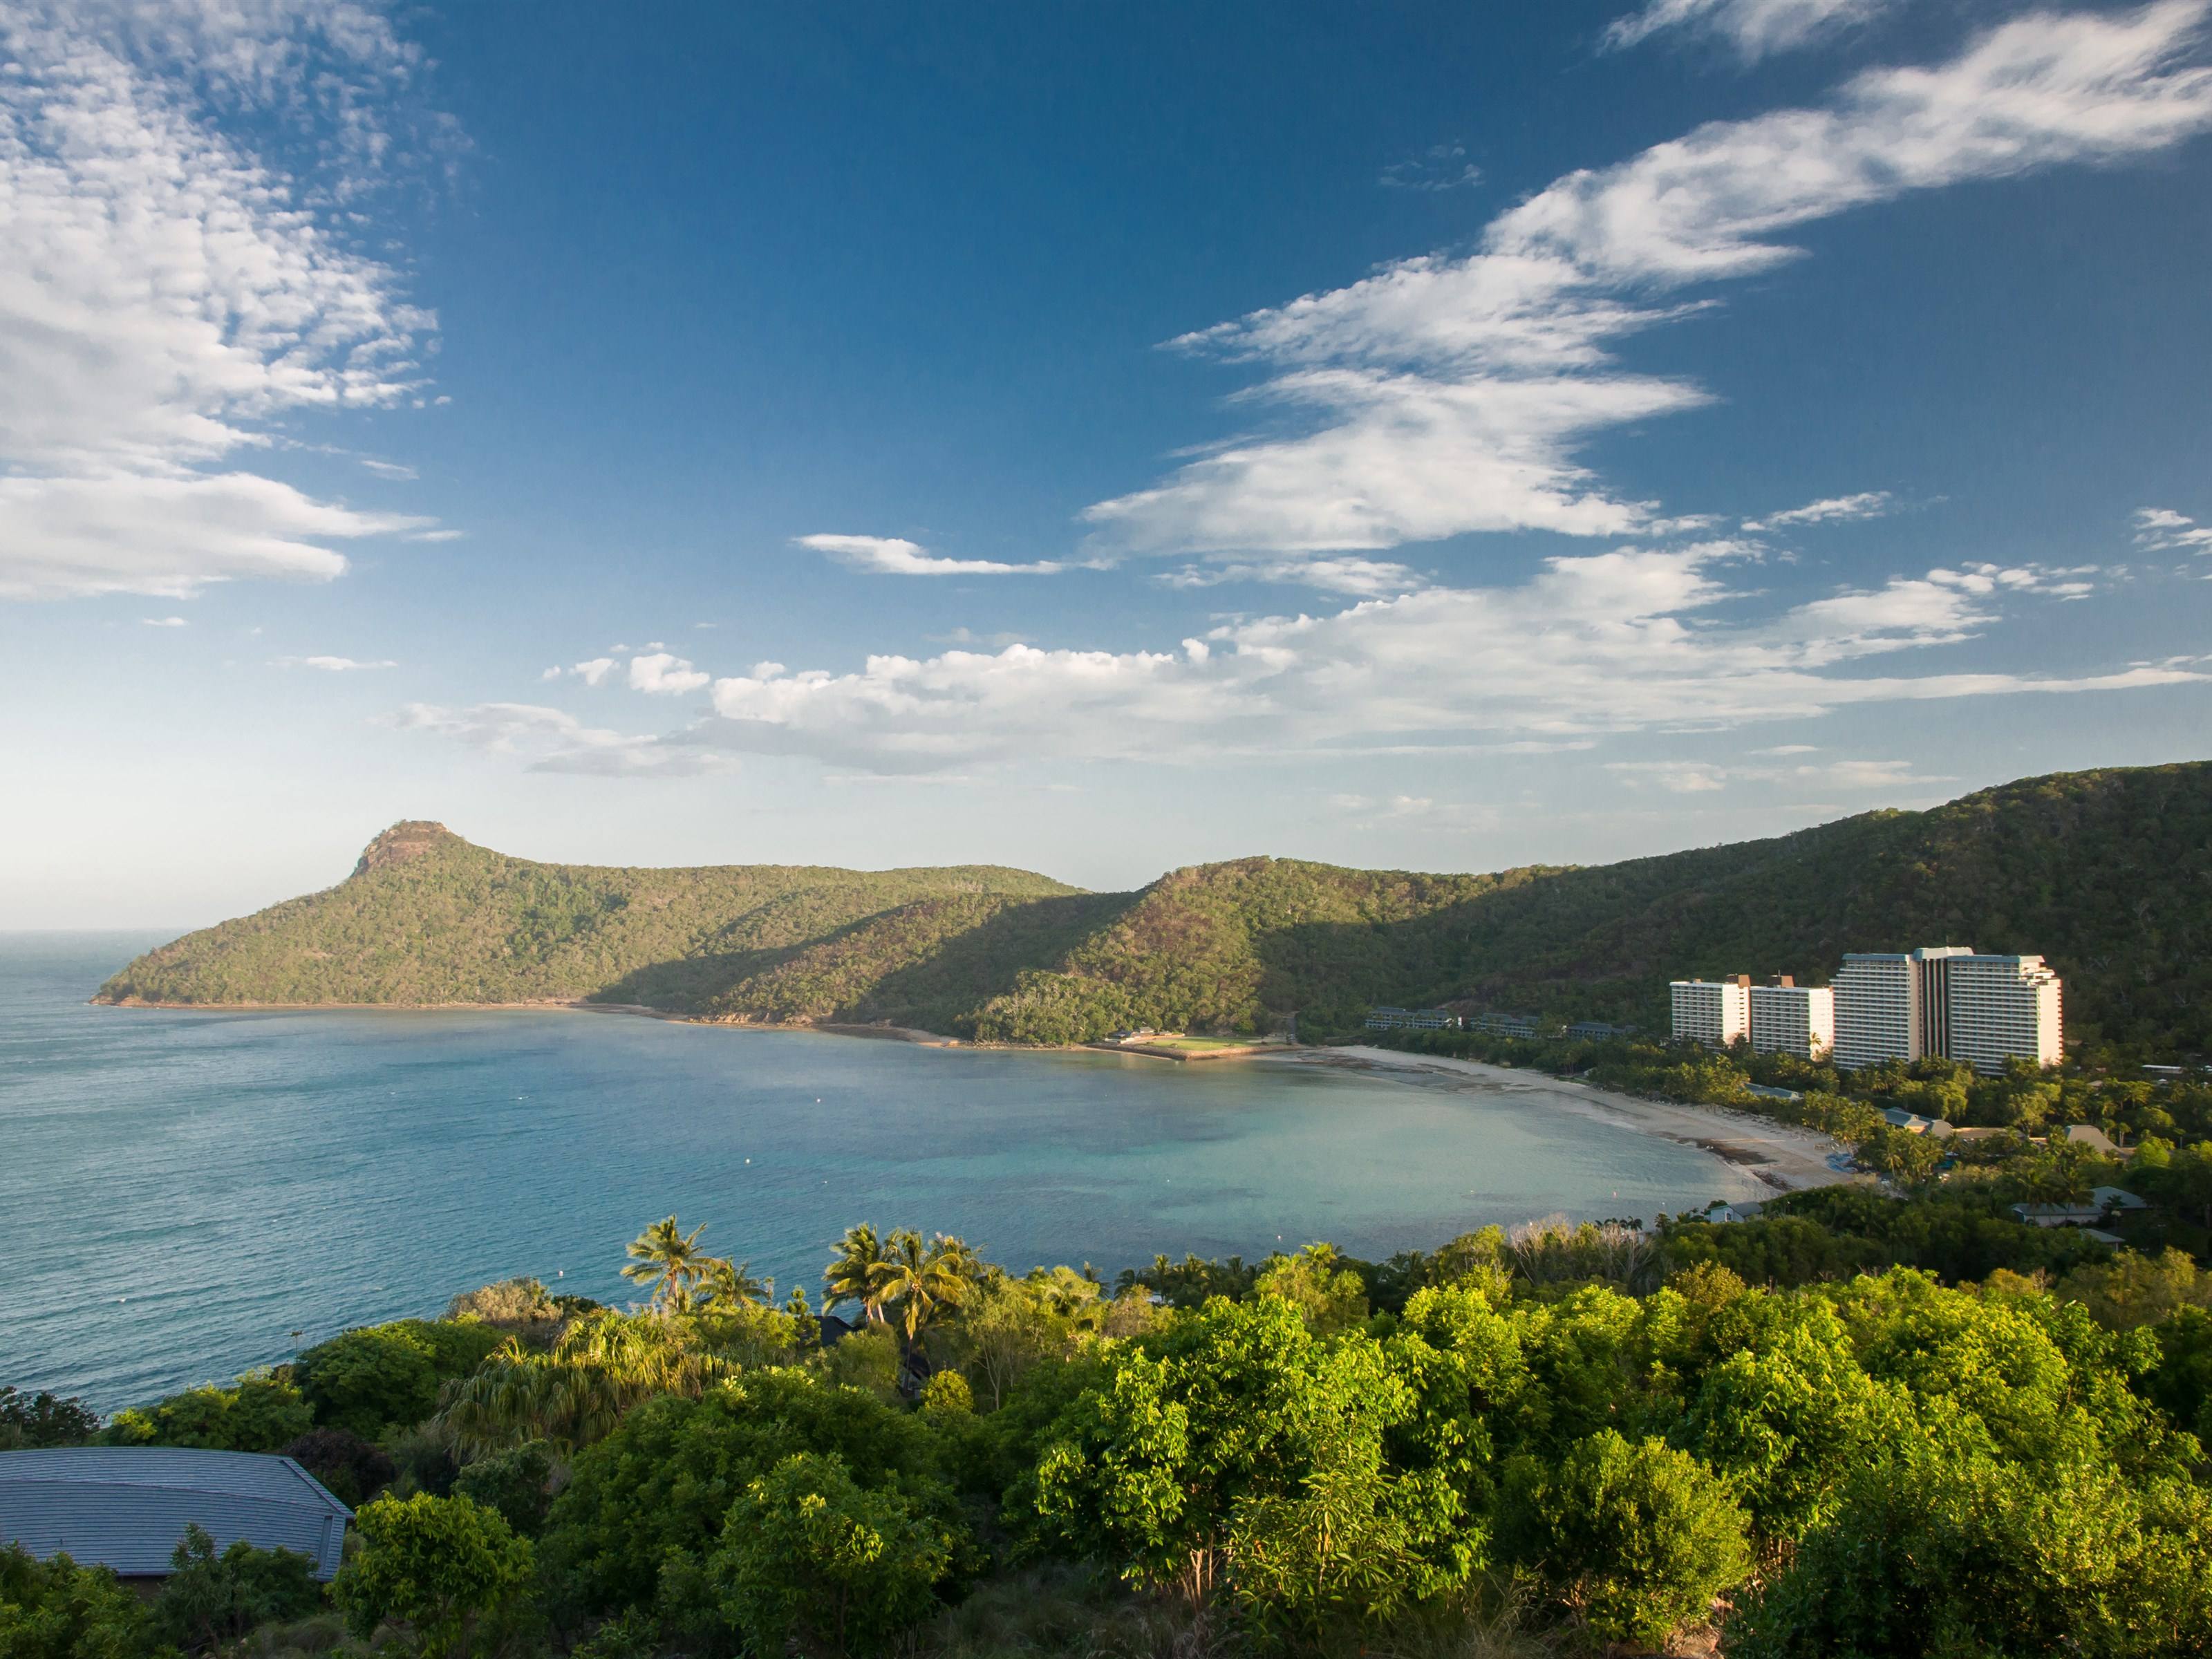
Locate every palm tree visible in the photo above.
<box><xmin>622</xmin><ymin>1216</ymin><xmax>710</xmax><ymax>1313</ymax></box>
<box><xmin>700</xmin><ymin>1257</ymin><xmax>771</xmax><ymax>1312</ymax></box>
<box><xmin>823</xmin><ymin>1224</ymin><xmax>891</xmax><ymax>1324</ymax></box>
<box><xmin>868</xmin><ymin>1230</ymin><xmax>977</xmax><ymax>1347</ymax></box>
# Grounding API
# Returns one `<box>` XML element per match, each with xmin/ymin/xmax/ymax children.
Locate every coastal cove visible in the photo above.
<box><xmin>6</xmin><ymin>934</ymin><xmax>1807</xmax><ymax>1410</ymax></box>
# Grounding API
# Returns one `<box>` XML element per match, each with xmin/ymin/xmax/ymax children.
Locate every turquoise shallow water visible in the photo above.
<box><xmin>0</xmin><ymin>932</ymin><xmax>1765</xmax><ymax>1409</ymax></box>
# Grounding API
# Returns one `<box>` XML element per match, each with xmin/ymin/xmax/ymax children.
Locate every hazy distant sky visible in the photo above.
<box><xmin>6</xmin><ymin>0</ymin><xmax>2211</xmax><ymax>926</ymax></box>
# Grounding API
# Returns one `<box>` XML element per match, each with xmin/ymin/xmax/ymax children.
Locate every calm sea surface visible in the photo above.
<box><xmin>1</xmin><ymin>932</ymin><xmax>1766</xmax><ymax>1408</ymax></box>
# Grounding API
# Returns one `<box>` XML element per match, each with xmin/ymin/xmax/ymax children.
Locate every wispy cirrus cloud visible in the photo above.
<box><xmin>1741</xmin><ymin>490</ymin><xmax>1893</xmax><ymax>532</ymax></box>
<box><xmin>0</xmin><ymin>0</ymin><xmax>451</xmax><ymax>601</ymax></box>
<box><xmin>0</xmin><ymin>473</ymin><xmax>433</xmax><ymax>600</ymax></box>
<box><xmin>1606</xmin><ymin>755</ymin><xmax>1940</xmax><ymax>794</ymax></box>
<box><xmin>273</xmin><ymin>653</ymin><xmax>397</xmax><ymax>671</ymax></box>
<box><xmin>1602</xmin><ymin>0</ymin><xmax>1896</xmax><ymax>61</ymax></box>
<box><xmin>1380</xmin><ymin>144</ymin><xmax>1483</xmax><ymax>191</ymax></box>
<box><xmin>1082</xmin><ymin>3</ymin><xmax>2212</xmax><ymax>568</ymax></box>
<box><xmin>797</xmin><ymin>534</ymin><xmax>1065</xmax><ymax>577</ymax></box>
<box><xmin>383</xmin><ymin>702</ymin><xmax>722</xmax><ymax>776</ymax></box>
<box><xmin>2135</xmin><ymin>506</ymin><xmax>2212</xmax><ymax>550</ymax></box>
<box><xmin>1157</xmin><ymin>554</ymin><xmax>1427</xmax><ymax>598</ymax></box>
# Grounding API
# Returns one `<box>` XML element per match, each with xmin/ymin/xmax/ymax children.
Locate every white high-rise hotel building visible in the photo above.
<box><xmin>1676</xmin><ymin>946</ymin><xmax>2061</xmax><ymax>1073</ymax></box>
<box><xmin>1671</xmin><ymin>977</ymin><xmax>1751</xmax><ymax>1047</ymax></box>
<box><xmin>1750</xmin><ymin>977</ymin><xmax>1835</xmax><ymax>1060</ymax></box>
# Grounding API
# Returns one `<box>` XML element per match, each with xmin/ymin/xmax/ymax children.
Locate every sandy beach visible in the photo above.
<box><xmin>1268</xmin><ymin>1044</ymin><xmax>1859</xmax><ymax>1194</ymax></box>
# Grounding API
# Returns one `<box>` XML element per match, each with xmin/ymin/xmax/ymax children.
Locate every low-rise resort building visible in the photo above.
<box><xmin>0</xmin><ymin>1447</ymin><xmax>353</xmax><ymax>1583</ymax></box>
<box><xmin>1363</xmin><ymin>1006</ymin><xmax>1462</xmax><ymax>1032</ymax></box>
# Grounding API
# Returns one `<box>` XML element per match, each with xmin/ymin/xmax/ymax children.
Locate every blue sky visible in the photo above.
<box><xmin>5</xmin><ymin>0</ymin><xmax>2210</xmax><ymax>926</ymax></box>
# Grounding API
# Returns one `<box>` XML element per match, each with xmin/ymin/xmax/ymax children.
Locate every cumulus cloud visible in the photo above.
<box><xmin>383</xmin><ymin>702</ymin><xmax>720</xmax><ymax>776</ymax></box>
<box><xmin>571</xmin><ymin>657</ymin><xmax>617</xmax><ymax>687</ymax></box>
<box><xmin>0</xmin><ymin>0</ymin><xmax>450</xmax><ymax>600</ymax></box>
<box><xmin>1084</xmin><ymin>3</ymin><xmax>2212</xmax><ymax>565</ymax></box>
<box><xmin>797</xmin><ymin>534</ymin><xmax>1065</xmax><ymax>577</ymax></box>
<box><xmin>628</xmin><ymin>652</ymin><xmax>710</xmax><ymax>694</ymax></box>
<box><xmin>1741</xmin><ymin>490</ymin><xmax>1893</xmax><ymax>531</ymax></box>
<box><xmin>2135</xmin><ymin>506</ymin><xmax>2212</xmax><ymax>550</ymax></box>
<box><xmin>673</xmin><ymin>545</ymin><xmax>2196</xmax><ymax>773</ymax></box>
<box><xmin>1603</xmin><ymin>0</ymin><xmax>1895</xmax><ymax>60</ymax></box>
<box><xmin>272</xmin><ymin>653</ymin><xmax>396</xmax><ymax>670</ymax></box>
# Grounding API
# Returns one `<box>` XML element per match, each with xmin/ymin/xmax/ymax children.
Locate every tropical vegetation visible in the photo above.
<box><xmin>11</xmin><ymin>1185</ymin><xmax>2212</xmax><ymax>1658</ymax></box>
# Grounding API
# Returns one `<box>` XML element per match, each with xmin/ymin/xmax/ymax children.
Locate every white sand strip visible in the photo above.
<box><xmin>1267</xmin><ymin>1045</ymin><xmax>1859</xmax><ymax>1194</ymax></box>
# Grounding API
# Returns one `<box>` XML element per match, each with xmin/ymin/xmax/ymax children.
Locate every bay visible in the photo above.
<box><xmin>0</xmin><ymin>932</ymin><xmax>1767</xmax><ymax>1409</ymax></box>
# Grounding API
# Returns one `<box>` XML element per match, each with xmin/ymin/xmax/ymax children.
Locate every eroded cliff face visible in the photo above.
<box><xmin>350</xmin><ymin>821</ymin><xmax>460</xmax><ymax>879</ymax></box>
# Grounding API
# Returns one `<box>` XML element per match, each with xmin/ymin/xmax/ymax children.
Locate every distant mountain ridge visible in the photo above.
<box><xmin>96</xmin><ymin>762</ymin><xmax>2212</xmax><ymax>1051</ymax></box>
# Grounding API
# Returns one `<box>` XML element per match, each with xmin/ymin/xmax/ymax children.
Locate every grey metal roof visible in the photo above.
<box><xmin>0</xmin><ymin>1447</ymin><xmax>353</xmax><ymax>1580</ymax></box>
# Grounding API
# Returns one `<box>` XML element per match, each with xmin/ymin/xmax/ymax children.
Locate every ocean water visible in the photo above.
<box><xmin>0</xmin><ymin>933</ymin><xmax>1767</xmax><ymax>1409</ymax></box>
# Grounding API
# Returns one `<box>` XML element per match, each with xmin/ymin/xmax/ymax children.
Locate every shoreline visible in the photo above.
<box><xmin>1268</xmin><ymin>1044</ymin><xmax>1859</xmax><ymax>1195</ymax></box>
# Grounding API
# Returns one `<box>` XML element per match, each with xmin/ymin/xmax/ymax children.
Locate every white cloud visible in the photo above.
<box><xmin>273</xmin><ymin>654</ymin><xmax>396</xmax><ymax>671</ymax></box>
<box><xmin>384</xmin><ymin>702</ymin><xmax>721</xmax><ymax>776</ymax></box>
<box><xmin>0</xmin><ymin>1</ymin><xmax>451</xmax><ymax>599</ymax></box>
<box><xmin>571</xmin><ymin>657</ymin><xmax>617</xmax><ymax>687</ymax></box>
<box><xmin>1328</xmin><ymin>791</ymin><xmax>1500</xmax><ymax>831</ymax></box>
<box><xmin>628</xmin><ymin>652</ymin><xmax>710</xmax><ymax>694</ymax></box>
<box><xmin>359</xmin><ymin>458</ymin><xmax>418</xmax><ymax>480</ymax></box>
<box><xmin>1380</xmin><ymin>144</ymin><xmax>1483</xmax><ymax>191</ymax></box>
<box><xmin>1158</xmin><ymin>554</ymin><xmax>1427</xmax><ymax>597</ymax></box>
<box><xmin>0</xmin><ymin>471</ymin><xmax>431</xmax><ymax>599</ymax></box>
<box><xmin>1741</xmin><ymin>490</ymin><xmax>1893</xmax><ymax>531</ymax></box>
<box><xmin>1607</xmin><ymin>760</ymin><xmax>1732</xmax><ymax>793</ymax></box>
<box><xmin>1609</xmin><ymin>754</ymin><xmax>1942</xmax><ymax>793</ymax></box>
<box><xmin>1085</xmin><ymin>3</ymin><xmax>2212</xmax><ymax>565</ymax></box>
<box><xmin>675</xmin><ymin>545</ymin><xmax>2197</xmax><ymax>773</ymax></box>
<box><xmin>141</xmin><ymin>615</ymin><xmax>187</xmax><ymax>627</ymax></box>
<box><xmin>539</xmin><ymin>666</ymin><xmax>563</xmax><ymax>681</ymax></box>
<box><xmin>2135</xmin><ymin>506</ymin><xmax>2212</xmax><ymax>550</ymax></box>
<box><xmin>1603</xmin><ymin>0</ymin><xmax>1895</xmax><ymax>61</ymax></box>
<box><xmin>796</xmin><ymin>534</ymin><xmax>1065</xmax><ymax>577</ymax></box>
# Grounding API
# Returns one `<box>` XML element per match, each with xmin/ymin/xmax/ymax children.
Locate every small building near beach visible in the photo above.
<box><xmin>1365</xmin><ymin>1006</ymin><xmax>1462</xmax><ymax>1032</ymax></box>
<box><xmin>0</xmin><ymin>1447</ymin><xmax>352</xmax><ymax>1582</ymax></box>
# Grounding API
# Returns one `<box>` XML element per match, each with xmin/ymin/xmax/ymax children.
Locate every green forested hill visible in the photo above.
<box><xmin>99</xmin><ymin>762</ymin><xmax>2212</xmax><ymax>1051</ymax></box>
<box><xmin>93</xmin><ymin>823</ymin><xmax>1082</xmax><ymax>1009</ymax></box>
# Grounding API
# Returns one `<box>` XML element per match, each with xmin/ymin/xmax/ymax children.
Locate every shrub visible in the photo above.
<box><xmin>445</xmin><ymin>1278</ymin><xmax>558</xmax><ymax>1328</ymax></box>
<box><xmin>279</xmin><ymin>1428</ymin><xmax>395</xmax><ymax>1508</ymax></box>
<box><xmin>295</xmin><ymin>1320</ymin><xmax>507</xmax><ymax>1441</ymax></box>
<box><xmin>0</xmin><ymin>1388</ymin><xmax>100</xmax><ymax>1450</ymax></box>
<box><xmin>540</xmin><ymin>1369</ymin><xmax>946</xmax><ymax>1619</ymax></box>
<box><xmin>99</xmin><ymin>1371</ymin><xmax>310</xmax><ymax>1454</ymax></box>
<box><xmin>151</xmin><ymin>1524</ymin><xmax>322</xmax><ymax>1654</ymax></box>
<box><xmin>332</xmin><ymin>1493</ymin><xmax>534</xmax><ymax>1659</ymax></box>
<box><xmin>706</xmin><ymin>1452</ymin><xmax>961</xmax><ymax>1655</ymax></box>
<box><xmin>1730</xmin><ymin>1443</ymin><xmax>2212</xmax><ymax>1658</ymax></box>
<box><xmin>0</xmin><ymin>1543</ymin><xmax>153</xmax><ymax>1659</ymax></box>
<box><xmin>451</xmin><ymin>1441</ymin><xmax>556</xmax><ymax>1539</ymax></box>
<box><xmin>1500</xmin><ymin>1430</ymin><xmax>1750</xmax><ymax>1648</ymax></box>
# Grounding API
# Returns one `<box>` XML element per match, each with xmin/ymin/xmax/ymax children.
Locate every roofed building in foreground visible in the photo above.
<box><xmin>0</xmin><ymin>1447</ymin><xmax>352</xmax><ymax>1581</ymax></box>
